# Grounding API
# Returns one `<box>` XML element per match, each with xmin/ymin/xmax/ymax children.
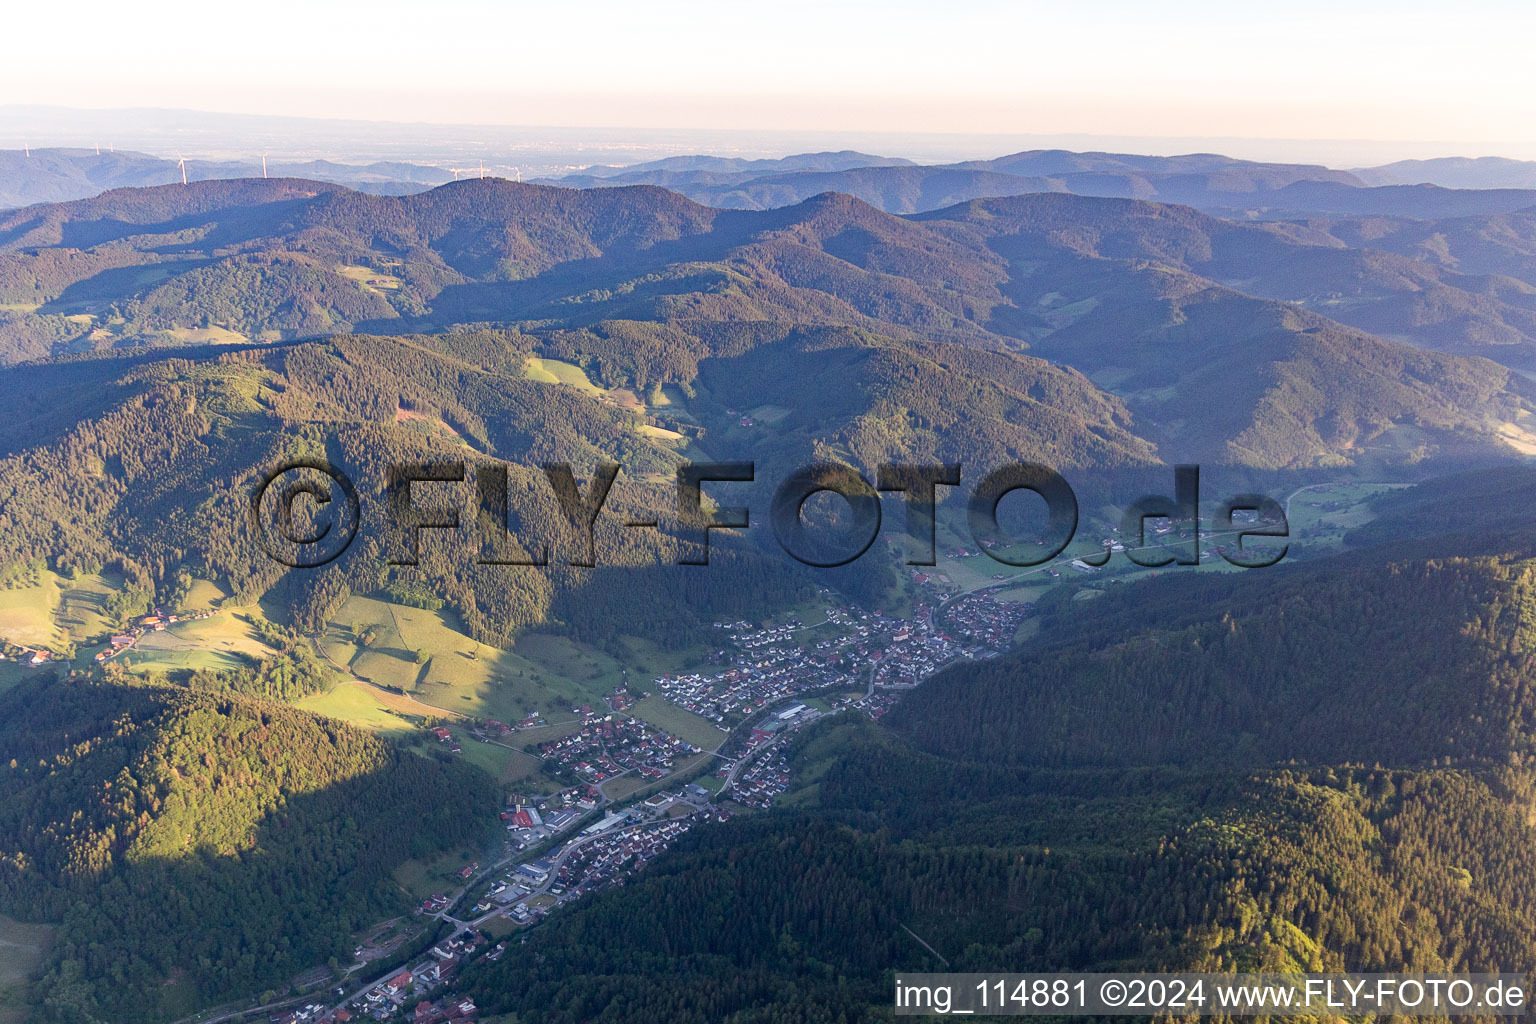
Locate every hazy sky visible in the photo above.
<box><xmin>7</xmin><ymin>0</ymin><xmax>1535</xmax><ymax>155</ymax></box>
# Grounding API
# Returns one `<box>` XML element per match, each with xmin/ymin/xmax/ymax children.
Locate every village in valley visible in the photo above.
<box><xmin>0</xmin><ymin>490</ymin><xmax>1330</xmax><ymax>1024</ymax></box>
<box><xmin>248</xmin><ymin>562</ymin><xmax>1043</xmax><ymax>1024</ymax></box>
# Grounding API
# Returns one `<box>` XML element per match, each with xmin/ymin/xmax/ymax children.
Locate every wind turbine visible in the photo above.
<box><xmin>514</xmin><ymin>166</ymin><xmax>521</xmax><ymax>183</ymax></box>
<box><xmin>176</xmin><ymin>153</ymin><xmax>187</xmax><ymax>186</ymax></box>
<box><xmin>261</xmin><ymin>153</ymin><xmax>268</xmax><ymax>178</ymax></box>
<box><xmin>478</xmin><ymin>159</ymin><xmax>485</xmax><ymax>180</ymax></box>
<box><xmin>22</xmin><ymin>143</ymin><xmax>29</xmax><ymax>158</ymax></box>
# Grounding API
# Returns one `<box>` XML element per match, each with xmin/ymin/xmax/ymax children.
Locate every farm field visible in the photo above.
<box><xmin>0</xmin><ymin>570</ymin><xmax>64</xmax><ymax>648</ymax></box>
<box><xmin>53</xmin><ymin>570</ymin><xmax>122</xmax><ymax>641</ymax></box>
<box><xmin>434</xmin><ymin>727</ymin><xmax>523</xmax><ymax>778</ymax></box>
<box><xmin>337</xmin><ymin>263</ymin><xmax>403</xmax><ymax>292</ymax></box>
<box><xmin>1284</xmin><ymin>481</ymin><xmax>1404</xmax><ymax>546</ymax></box>
<box><xmin>393</xmin><ymin>848</ymin><xmax>487</xmax><ymax>902</ymax></box>
<box><xmin>496</xmin><ymin>747</ymin><xmax>546</xmax><ymax>786</ymax></box>
<box><xmin>179</xmin><ymin>578</ymin><xmax>226</xmax><ymax>612</ymax></box>
<box><xmin>321</xmin><ymin>595</ymin><xmax>640</xmax><ymax>726</ymax></box>
<box><xmin>0</xmin><ymin>568</ymin><xmax>160</xmax><ymax>652</ymax></box>
<box><xmin>297</xmin><ymin>681</ymin><xmax>453</xmax><ymax>738</ymax></box>
<box><xmin>630</xmin><ymin>695</ymin><xmax>728</xmax><ymax>750</ymax></box>
<box><xmin>118</xmin><ymin>608</ymin><xmax>279</xmax><ymax>675</ymax></box>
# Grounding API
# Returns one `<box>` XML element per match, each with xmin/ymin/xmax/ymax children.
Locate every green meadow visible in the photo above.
<box><xmin>0</xmin><ymin>915</ymin><xmax>54</xmax><ymax>1024</ymax></box>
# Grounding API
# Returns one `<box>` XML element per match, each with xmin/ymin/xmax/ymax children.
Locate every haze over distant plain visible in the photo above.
<box><xmin>4</xmin><ymin>0</ymin><xmax>1535</xmax><ymax>167</ymax></box>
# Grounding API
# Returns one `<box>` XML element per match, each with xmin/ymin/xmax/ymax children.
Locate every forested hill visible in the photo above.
<box><xmin>886</xmin><ymin>527</ymin><xmax>1536</xmax><ymax>768</ymax></box>
<box><xmin>918</xmin><ymin>192</ymin><xmax>1536</xmax><ymax>367</ymax></box>
<box><xmin>0</xmin><ymin>330</ymin><xmax>824</xmax><ymax>648</ymax></box>
<box><xmin>2</xmin><ymin>179</ymin><xmax>1534</xmax><ymax>470</ymax></box>
<box><xmin>0</xmin><ymin>673</ymin><xmax>494</xmax><ymax>1024</ymax></box>
<box><xmin>460</xmin><ymin>714</ymin><xmax>1536</xmax><ymax>1022</ymax></box>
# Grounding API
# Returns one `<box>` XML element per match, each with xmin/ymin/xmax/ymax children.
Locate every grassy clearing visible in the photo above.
<box><xmin>525</xmin><ymin>356</ymin><xmax>602</xmax><ymax>394</ymax></box>
<box><xmin>393</xmin><ymin>848</ymin><xmax>484</xmax><ymax>902</ymax></box>
<box><xmin>0</xmin><ymin>568</ymin><xmax>130</xmax><ymax>651</ymax></box>
<box><xmin>352</xmin><ymin>649</ymin><xmax>425</xmax><ymax>690</ymax></box>
<box><xmin>439</xmin><ymin>727</ymin><xmax>521</xmax><ymax>777</ymax></box>
<box><xmin>297</xmin><ymin>681</ymin><xmax>452</xmax><ymax>738</ymax></box>
<box><xmin>394</xmin><ymin>407</ymin><xmax>470</xmax><ymax>447</ymax></box>
<box><xmin>118</xmin><ymin>647</ymin><xmax>252</xmax><ymax>673</ymax></box>
<box><xmin>336</xmin><ymin>264</ymin><xmax>403</xmax><ymax>292</ymax></box>
<box><xmin>636</xmin><ymin>423</ymin><xmax>684</xmax><ymax>440</ymax></box>
<box><xmin>0</xmin><ymin>913</ymin><xmax>54</xmax><ymax>1020</ymax></box>
<box><xmin>498</xmin><ymin>747</ymin><xmax>545</xmax><ymax>786</ymax></box>
<box><xmin>653</xmin><ymin>384</ymin><xmax>700</xmax><ymax>422</ymax></box>
<box><xmin>0</xmin><ymin>573</ymin><xmax>63</xmax><ymax>647</ymax></box>
<box><xmin>609</xmin><ymin>387</ymin><xmax>644</xmax><ymax>411</ymax></box>
<box><xmin>600</xmin><ymin>773</ymin><xmax>650</xmax><ymax>802</ymax></box>
<box><xmin>478</xmin><ymin>917</ymin><xmax>521</xmax><ymax>940</ymax></box>
<box><xmin>747</xmin><ymin>404</ymin><xmax>792</xmax><ymax>424</ymax></box>
<box><xmin>630</xmin><ymin>695</ymin><xmax>728</xmax><ymax>750</ymax></box>
<box><xmin>0</xmin><ymin>916</ymin><xmax>53</xmax><ymax>985</ymax></box>
<box><xmin>151</xmin><ymin>326</ymin><xmax>251</xmax><ymax>346</ymax></box>
<box><xmin>180</xmin><ymin>578</ymin><xmax>226</xmax><ymax>612</ymax></box>
<box><xmin>0</xmin><ymin>663</ymin><xmax>36</xmax><ymax>693</ymax></box>
<box><xmin>120</xmin><ymin>608</ymin><xmax>279</xmax><ymax>675</ymax></box>
<box><xmin>55</xmin><ymin>571</ymin><xmax>122</xmax><ymax>641</ymax></box>
<box><xmin>163</xmin><ymin>611</ymin><xmax>277</xmax><ymax>658</ymax></box>
<box><xmin>1284</xmin><ymin>481</ymin><xmax>1404</xmax><ymax>545</ymax></box>
<box><xmin>615</xmin><ymin>635</ymin><xmax>711</xmax><ymax>678</ymax></box>
<box><xmin>323</xmin><ymin>596</ymin><xmax>629</xmax><ymax>727</ymax></box>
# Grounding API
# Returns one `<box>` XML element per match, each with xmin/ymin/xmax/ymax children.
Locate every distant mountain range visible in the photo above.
<box><xmin>1354</xmin><ymin>156</ymin><xmax>1536</xmax><ymax>189</ymax></box>
<box><xmin>542</xmin><ymin>148</ymin><xmax>1536</xmax><ymax>220</ymax></box>
<box><xmin>0</xmin><ymin>148</ymin><xmax>451</xmax><ymax>208</ymax></box>
<box><xmin>10</xmin><ymin>146</ymin><xmax>1536</xmax><ymax>223</ymax></box>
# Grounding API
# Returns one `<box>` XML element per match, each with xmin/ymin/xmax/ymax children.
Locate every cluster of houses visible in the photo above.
<box><xmin>339</xmin><ymin>935</ymin><xmax>493</xmax><ymax>1021</ymax></box>
<box><xmin>92</xmin><ymin>607</ymin><xmax>218</xmax><ymax>663</ymax></box>
<box><xmin>536</xmin><ymin>715</ymin><xmax>696</xmax><ymax>783</ymax></box>
<box><xmin>726</xmin><ymin>745</ymin><xmax>793</xmax><ymax>808</ymax></box>
<box><xmin>382</xmin><ymin>814</ymin><xmax>711</xmax><ymax>1022</ymax></box>
<box><xmin>931</xmin><ymin>591</ymin><xmax>1029</xmax><ymax>650</ymax></box>
<box><xmin>546</xmin><ymin>814</ymin><xmax>700</xmax><ymax>902</ymax></box>
<box><xmin>656</xmin><ymin>589</ymin><xmax>1031</xmax><ymax>716</ymax></box>
<box><xmin>467</xmin><ymin>718</ymin><xmax>513</xmax><ymax>741</ymax></box>
<box><xmin>655</xmin><ymin>618</ymin><xmax>851</xmax><ymax>721</ymax></box>
<box><xmin>3</xmin><ymin>605</ymin><xmax>222</xmax><ymax>668</ymax></box>
<box><xmin>856</xmin><ymin>689</ymin><xmax>903</xmax><ymax>720</ymax></box>
<box><xmin>269</xmin><ymin>1004</ymin><xmax>337</xmax><ymax>1023</ymax></box>
<box><xmin>418</xmin><ymin>893</ymin><xmax>452</xmax><ymax>915</ymax></box>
